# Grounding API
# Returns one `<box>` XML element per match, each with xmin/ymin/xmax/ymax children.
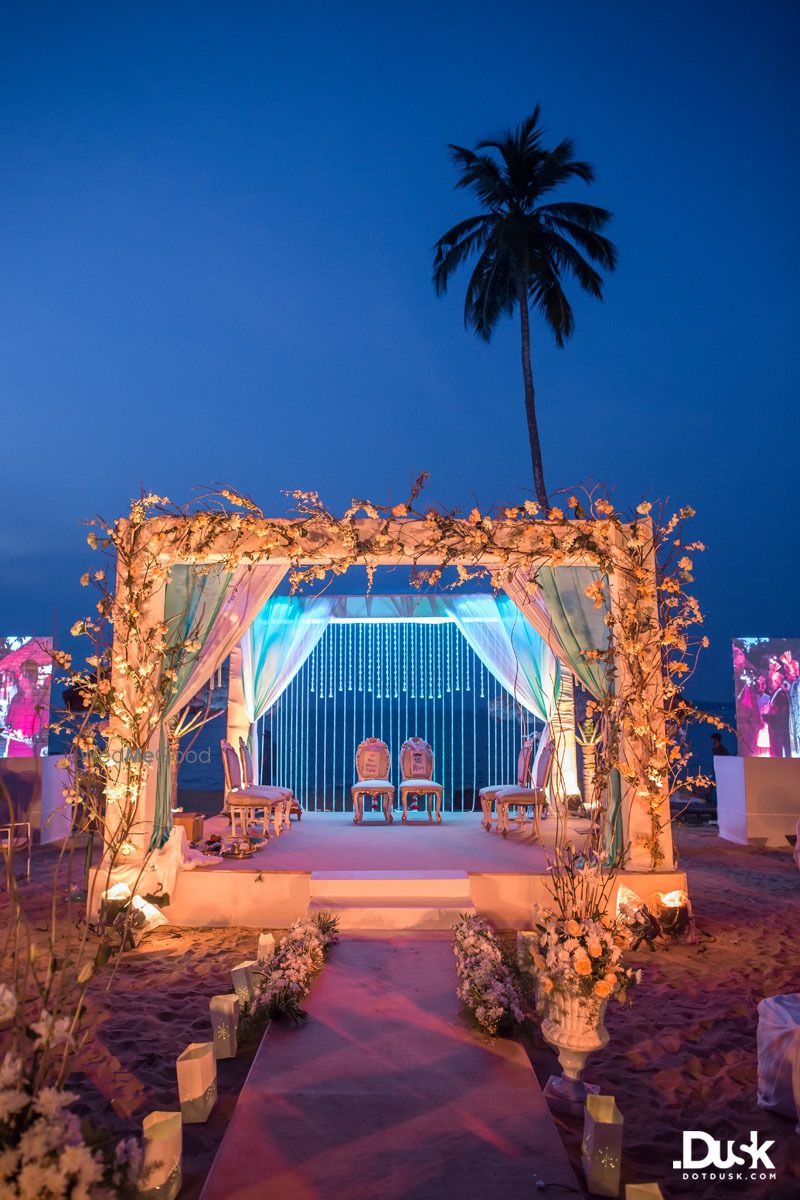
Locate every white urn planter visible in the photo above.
<box><xmin>541</xmin><ymin>990</ymin><xmax>609</xmax><ymax>1115</ymax></box>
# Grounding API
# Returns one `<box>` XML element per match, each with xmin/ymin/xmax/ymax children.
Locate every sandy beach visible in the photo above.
<box><xmin>2</xmin><ymin>824</ymin><xmax>799</xmax><ymax>1199</ymax></box>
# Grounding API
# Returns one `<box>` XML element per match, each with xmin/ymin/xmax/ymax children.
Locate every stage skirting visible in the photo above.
<box><xmin>158</xmin><ymin>815</ymin><xmax>687</xmax><ymax>929</ymax></box>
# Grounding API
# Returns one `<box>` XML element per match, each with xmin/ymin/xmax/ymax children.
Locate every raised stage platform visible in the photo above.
<box><xmin>164</xmin><ymin>812</ymin><xmax>687</xmax><ymax>930</ymax></box>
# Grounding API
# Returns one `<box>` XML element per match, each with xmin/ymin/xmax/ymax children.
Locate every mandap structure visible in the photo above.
<box><xmin>72</xmin><ymin>487</ymin><xmax>704</xmax><ymax>925</ymax></box>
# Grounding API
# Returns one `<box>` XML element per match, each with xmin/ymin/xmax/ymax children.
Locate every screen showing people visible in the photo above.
<box><xmin>733</xmin><ymin>637</ymin><xmax>800</xmax><ymax>758</ymax></box>
<box><xmin>0</xmin><ymin>637</ymin><xmax>52</xmax><ymax>758</ymax></box>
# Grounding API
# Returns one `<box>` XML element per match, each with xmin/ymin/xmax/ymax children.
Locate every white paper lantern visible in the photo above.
<box><xmin>140</xmin><ymin>1110</ymin><xmax>182</xmax><ymax>1200</ymax></box>
<box><xmin>102</xmin><ymin>882</ymin><xmax>132</xmax><ymax>903</ymax></box>
<box><xmin>257</xmin><ymin>931</ymin><xmax>275</xmax><ymax>963</ymax></box>
<box><xmin>581</xmin><ymin>1094</ymin><xmax>623</xmax><ymax>1197</ymax></box>
<box><xmin>516</xmin><ymin>930</ymin><xmax>538</xmax><ymax>973</ymax></box>
<box><xmin>209</xmin><ymin>993</ymin><xmax>240</xmax><ymax>1059</ymax></box>
<box><xmin>176</xmin><ymin>1041</ymin><xmax>217</xmax><ymax>1124</ymax></box>
<box><xmin>625</xmin><ymin>1185</ymin><xmax>664</xmax><ymax>1199</ymax></box>
<box><xmin>231</xmin><ymin>960</ymin><xmax>258</xmax><ymax>1007</ymax></box>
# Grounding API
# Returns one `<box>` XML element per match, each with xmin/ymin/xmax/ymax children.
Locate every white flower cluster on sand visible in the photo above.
<box><xmin>453</xmin><ymin>914</ymin><xmax>524</xmax><ymax>1036</ymax></box>
<box><xmin>254</xmin><ymin>913</ymin><xmax>338</xmax><ymax>1018</ymax></box>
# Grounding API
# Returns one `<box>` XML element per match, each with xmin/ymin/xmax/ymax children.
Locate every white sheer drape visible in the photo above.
<box><xmin>238</xmin><ymin>597</ymin><xmax>334</xmax><ymax>778</ymax></box>
<box><xmin>443</xmin><ymin>594</ymin><xmax>560</xmax><ymax>723</ymax></box>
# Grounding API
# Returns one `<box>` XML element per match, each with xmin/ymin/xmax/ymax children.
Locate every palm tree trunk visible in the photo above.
<box><xmin>516</xmin><ymin>275</ymin><xmax>549</xmax><ymax>508</ymax></box>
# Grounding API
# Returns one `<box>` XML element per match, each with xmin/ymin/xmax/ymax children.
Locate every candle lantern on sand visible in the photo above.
<box><xmin>654</xmin><ymin>889</ymin><xmax>695</xmax><ymax>941</ymax></box>
<box><xmin>210</xmin><ymin>993</ymin><xmax>240</xmax><ymax>1059</ymax></box>
<box><xmin>140</xmin><ymin>1110</ymin><xmax>182</xmax><ymax>1200</ymax></box>
<box><xmin>581</xmin><ymin>1094</ymin><xmax>623</xmax><ymax>1197</ymax></box>
<box><xmin>176</xmin><ymin>1041</ymin><xmax>217</xmax><ymax>1123</ymax></box>
<box><xmin>257</xmin><ymin>931</ymin><xmax>276</xmax><ymax>962</ymax></box>
<box><xmin>230</xmin><ymin>960</ymin><xmax>257</xmax><ymax>1007</ymax></box>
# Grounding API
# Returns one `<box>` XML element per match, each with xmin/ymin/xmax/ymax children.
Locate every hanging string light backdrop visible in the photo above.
<box><xmin>261</xmin><ymin>620</ymin><xmax>541</xmax><ymax>813</ymax></box>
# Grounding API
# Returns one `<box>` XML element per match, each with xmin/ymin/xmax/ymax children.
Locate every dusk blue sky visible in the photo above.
<box><xmin>1</xmin><ymin>2</ymin><xmax>797</xmax><ymax>699</ymax></box>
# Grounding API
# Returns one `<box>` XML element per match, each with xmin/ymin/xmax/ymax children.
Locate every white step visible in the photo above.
<box><xmin>309</xmin><ymin>869</ymin><xmax>469</xmax><ymax>901</ymax></box>
<box><xmin>308</xmin><ymin>895</ymin><xmax>475</xmax><ymax>931</ymax></box>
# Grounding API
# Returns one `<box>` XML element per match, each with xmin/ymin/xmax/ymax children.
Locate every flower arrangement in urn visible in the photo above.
<box><xmin>531</xmin><ymin>843</ymin><xmax>640</xmax><ymax>1114</ymax></box>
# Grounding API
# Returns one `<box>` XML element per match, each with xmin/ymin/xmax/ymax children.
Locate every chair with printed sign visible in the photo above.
<box><xmin>351</xmin><ymin>738</ymin><xmax>394</xmax><ymax>824</ymax></box>
<box><xmin>398</xmin><ymin>737</ymin><xmax>443</xmax><ymax>824</ymax></box>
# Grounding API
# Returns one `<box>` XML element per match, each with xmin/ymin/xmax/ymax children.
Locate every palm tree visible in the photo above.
<box><xmin>433</xmin><ymin>106</ymin><xmax>617</xmax><ymax>508</ymax></box>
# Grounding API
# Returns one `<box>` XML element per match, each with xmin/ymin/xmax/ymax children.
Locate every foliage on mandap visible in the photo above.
<box><xmin>433</xmin><ymin>106</ymin><xmax>617</xmax><ymax>508</ymax></box>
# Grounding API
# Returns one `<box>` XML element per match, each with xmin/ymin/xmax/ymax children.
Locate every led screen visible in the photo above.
<box><xmin>0</xmin><ymin>636</ymin><xmax>53</xmax><ymax>758</ymax></box>
<box><xmin>733</xmin><ymin>637</ymin><xmax>800</xmax><ymax>758</ymax></box>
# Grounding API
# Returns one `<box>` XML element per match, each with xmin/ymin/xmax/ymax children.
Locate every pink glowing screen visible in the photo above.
<box><xmin>733</xmin><ymin>638</ymin><xmax>800</xmax><ymax>759</ymax></box>
<box><xmin>0</xmin><ymin>637</ymin><xmax>53</xmax><ymax>758</ymax></box>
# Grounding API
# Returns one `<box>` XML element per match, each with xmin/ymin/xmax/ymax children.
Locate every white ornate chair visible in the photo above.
<box><xmin>221</xmin><ymin>740</ymin><xmax>287</xmax><ymax>838</ymax></box>
<box><xmin>479</xmin><ymin>735</ymin><xmax>535</xmax><ymax>831</ymax></box>
<box><xmin>237</xmin><ymin>737</ymin><xmax>297</xmax><ymax>831</ymax></box>
<box><xmin>351</xmin><ymin>738</ymin><xmax>394</xmax><ymax>824</ymax></box>
<box><xmin>398</xmin><ymin>737</ymin><xmax>443</xmax><ymax>824</ymax></box>
<box><xmin>495</xmin><ymin>734</ymin><xmax>554</xmax><ymax>840</ymax></box>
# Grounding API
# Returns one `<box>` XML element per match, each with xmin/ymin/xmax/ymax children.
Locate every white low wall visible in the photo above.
<box><xmin>470</xmin><ymin>870</ymin><xmax>688</xmax><ymax>931</ymax></box>
<box><xmin>163</xmin><ymin>866</ymin><xmax>688</xmax><ymax>930</ymax></box>
<box><xmin>716</xmin><ymin>755</ymin><xmax>800</xmax><ymax>848</ymax></box>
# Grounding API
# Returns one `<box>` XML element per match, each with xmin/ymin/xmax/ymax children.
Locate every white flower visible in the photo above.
<box><xmin>34</xmin><ymin>1086</ymin><xmax>78</xmax><ymax>1120</ymax></box>
<box><xmin>17</xmin><ymin>1160</ymin><xmax>66</xmax><ymax>1200</ymax></box>
<box><xmin>29</xmin><ymin>1010</ymin><xmax>74</xmax><ymax>1050</ymax></box>
<box><xmin>0</xmin><ymin>1086</ymin><xmax>29</xmax><ymax>1124</ymax></box>
<box><xmin>59</xmin><ymin>1141</ymin><xmax>103</xmax><ymax>1187</ymax></box>
<box><xmin>0</xmin><ymin>1052</ymin><xmax>23</xmax><ymax>1088</ymax></box>
<box><xmin>0</xmin><ymin>983</ymin><xmax>17</xmax><ymax>1024</ymax></box>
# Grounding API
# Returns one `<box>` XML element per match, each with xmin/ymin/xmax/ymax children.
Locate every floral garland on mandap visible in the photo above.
<box><xmin>453</xmin><ymin>915</ymin><xmax>525</xmax><ymax>1036</ymax></box>
<box><xmin>251</xmin><ymin>912</ymin><xmax>338</xmax><ymax>1025</ymax></box>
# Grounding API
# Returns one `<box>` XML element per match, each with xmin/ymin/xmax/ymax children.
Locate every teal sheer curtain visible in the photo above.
<box><xmin>536</xmin><ymin>566</ymin><xmax>608</xmax><ymax>697</ymax></box>
<box><xmin>536</xmin><ymin>565</ymin><xmax>623</xmax><ymax>861</ymax></box>
<box><xmin>152</xmin><ymin>565</ymin><xmax>232</xmax><ymax>849</ymax></box>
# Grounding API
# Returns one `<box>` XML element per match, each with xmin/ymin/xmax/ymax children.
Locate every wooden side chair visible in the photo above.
<box><xmin>351</xmin><ymin>738</ymin><xmax>394</xmax><ymax>824</ymax></box>
<box><xmin>479</xmin><ymin>734</ymin><xmax>536</xmax><ymax>832</ymax></box>
<box><xmin>398</xmin><ymin>737</ymin><xmax>443</xmax><ymax>824</ymax></box>
<box><xmin>220</xmin><ymin>740</ymin><xmax>285</xmax><ymax>839</ymax></box>
<box><xmin>495</xmin><ymin>734</ymin><xmax>555</xmax><ymax>841</ymax></box>
<box><xmin>237</xmin><ymin>737</ymin><xmax>297</xmax><ymax>831</ymax></box>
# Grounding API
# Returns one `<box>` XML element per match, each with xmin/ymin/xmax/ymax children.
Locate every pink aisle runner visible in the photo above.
<box><xmin>201</xmin><ymin>935</ymin><xmax>579</xmax><ymax>1200</ymax></box>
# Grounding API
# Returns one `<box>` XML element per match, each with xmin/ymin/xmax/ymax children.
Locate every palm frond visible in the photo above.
<box><xmin>464</xmin><ymin>239</ymin><xmax>516</xmax><ymax>341</ymax></box>
<box><xmin>539</xmin><ymin>230</ymin><xmax>604</xmax><ymax>298</ymax></box>
<box><xmin>432</xmin><ymin>215</ymin><xmax>492</xmax><ymax>295</ymax></box>
<box><xmin>537</xmin><ymin>208</ymin><xmax>618</xmax><ymax>270</ymax></box>
<box><xmin>530</xmin><ymin>267</ymin><xmax>575</xmax><ymax>347</ymax></box>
